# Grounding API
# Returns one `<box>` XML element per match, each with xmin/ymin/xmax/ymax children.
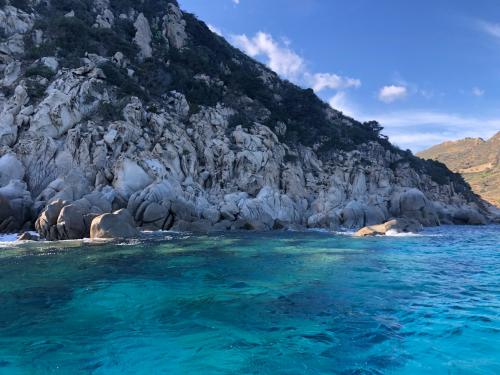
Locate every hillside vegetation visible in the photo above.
<box><xmin>418</xmin><ymin>132</ymin><xmax>500</xmax><ymax>206</ymax></box>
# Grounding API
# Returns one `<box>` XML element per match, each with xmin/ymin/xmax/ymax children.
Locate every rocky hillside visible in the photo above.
<box><xmin>0</xmin><ymin>0</ymin><xmax>497</xmax><ymax>239</ymax></box>
<box><xmin>418</xmin><ymin>132</ymin><xmax>500</xmax><ymax>207</ymax></box>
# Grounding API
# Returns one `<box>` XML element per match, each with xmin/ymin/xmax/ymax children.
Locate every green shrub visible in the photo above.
<box><xmin>24</xmin><ymin>42</ymin><xmax>57</xmax><ymax>60</ymax></box>
<box><xmin>136</xmin><ymin>59</ymin><xmax>172</xmax><ymax>97</ymax></box>
<box><xmin>26</xmin><ymin>80</ymin><xmax>46</xmax><ymax>100</ymax></box>
<box><xmin>25</xmin><ymin>65</ymin><xmax>56</xmax><ymax>79</ymax></box>
<box><xmin>9</xmin><ymin>0</ymin><xmax>30</xmax><ymax>11</ymax></box>
<box><xmin>97</xmin><ymin>101</ymin><xmax>123</xmax><ymax>121</ymax></box>
<box><xmin>228</xmin><ymin>112</ymin><xmax>253</xmax><ymax>129</ymax></box>
<box><xmin>283</xmin><ymin>154</ymin><xmax>298</xmax><ymax>164</ymax></box>
<box><xmin>99</xmin><ymin>61</ymin><xmax>145</xmax><ymax>99</ymax></box>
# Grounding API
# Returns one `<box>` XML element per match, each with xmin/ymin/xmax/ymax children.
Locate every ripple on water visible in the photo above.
<box><xmin>0</xmin><ymin>226</ymin><xmax>498</xmax><ymax>374</ymax></box>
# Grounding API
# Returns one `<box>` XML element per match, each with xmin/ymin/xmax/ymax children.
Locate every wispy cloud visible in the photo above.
<box><xmin>232</xmin><ymin>32</ymin><xmax>305</xmax><ymax>80</ymax></box>
<box><xmin>363</xmin><ymin>110</ymin><xmax>500</xmax><ymax>151</ymax></box>
<box><xmin>328</xmin><ymin>91</ymin><xmax>358</xmax><ymax>118</ymax></box>
<box><xmin>477</xmin><ymin>19</ymin><xmax>500</xmax><ymax>39</ymax></box>
<box><xmin>472</xmin><ymin>87</ymin><xmax>485</xmax><ymax>96</ymax></box>
<box><xmin>378</xmin><ymin>85</ymin><xmax>407</xmax><ymax>103</ymax></box>
<box><xmin>231</xmin><ymin>31</ymin><xmax>361</xmax><ymax>93</ymax></box>
<box><xmin>326</xmin><ymin>90</ymin><xmax>499</xmax><ymax>151</ymax></box>
<box><xmin>232</xmin><ymin>0</ymin><xmax>240</xmax><ymax>4</ymax></box>
<box><xmin>310</xmin><ymin>73</ymin><xmax>361</xmax><ymax>92</ymax></box>
<box><xmin>207</xmin><ymin>24</ymin><xmax>222</xmax><ymax>36</ymax></box>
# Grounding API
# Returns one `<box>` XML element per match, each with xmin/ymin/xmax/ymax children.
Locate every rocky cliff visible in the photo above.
<box><xmin>418</xmin><ymin>132</ymin><xmax>500</xmax><ymax>207</ymax></box>
<box><xmin>0</xmin><ymin>0</ymin><xmax>497</xmax><ymax>239</ymax></box>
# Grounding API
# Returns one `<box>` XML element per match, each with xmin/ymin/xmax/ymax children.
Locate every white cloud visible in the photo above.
<box><xmin>477</xmin><ymin>20</ymin><xmax>500</xmax><ymax>39</ymax></box>
<box><xmin>207</xmin><ymin>24</ymin><xmax>222</xmax><ymax>36</ymax></box>
<box><xmin>231</xmin><ymin>31</ymin><xmax>361</xmax><ymax>93</ymax></box>
<box><xmin>232</xmin><ymin>0</ymin><xmax>240</xmax><ymax>4</ymax></box>
<box><xmin>389</xmin><ymin>133</ymin><xmax>449</xmax><ymax>149</ymax></box>
<box><xmin>361</xmin><ymin>110</ymin><xmax>500</xmax><ymax>151</ymax></box>
<box><xmin>472</xmin><ymin>87</ymin><xmax>485</xmax><ymax>96</ymax></box>
<box><xmin>378</xmin><ymin>85</ymin><xmax>407</xmax><ymax>103</ymax></box>
<box><xmin>231</xmin><ymin>32</ymin><xmax>305</xmax><ymax>80</ymax></box>
<box><xmin>309</xmin><ymin>73</ymin><xmax>361</xmax><ymax>92</ymax></box>
<box><xmin>328</xmin><ymin>92</ymin><xmax>357</xmax><ymax>118</ymax></box>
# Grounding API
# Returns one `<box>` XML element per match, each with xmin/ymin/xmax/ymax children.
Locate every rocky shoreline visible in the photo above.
<box><xmin>1</xmin><ymin>1</ymin><xmax>498</xmax><ymax>242</ymax></box>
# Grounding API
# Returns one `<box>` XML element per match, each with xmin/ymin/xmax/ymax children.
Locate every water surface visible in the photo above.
<box><xmin>0</xmin><ymin>226</ymin><xmax>499</xmax><ymax>374</ymax></box>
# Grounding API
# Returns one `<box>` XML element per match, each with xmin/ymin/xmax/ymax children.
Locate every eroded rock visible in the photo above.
<box><xmin>90</xmin><ymin>209</ymin><xmax>139</xmax><ymax>239</ymax></box>
<box><xmin>354</xmin><ymin>219</ymin><xmax>423</xmax><ymax>237</ymax></box>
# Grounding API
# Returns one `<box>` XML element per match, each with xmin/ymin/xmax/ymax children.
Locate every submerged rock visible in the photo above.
<box><xmin>17</xmin><ymin>232</ymin><xmax>39</xmax><ymax>241</ymax></box>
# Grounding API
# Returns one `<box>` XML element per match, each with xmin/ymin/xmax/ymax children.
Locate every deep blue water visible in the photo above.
<box><xmin>0</xmin><ymin>225</ymin><xmax>498</xmax><ymax>374</ymax></box>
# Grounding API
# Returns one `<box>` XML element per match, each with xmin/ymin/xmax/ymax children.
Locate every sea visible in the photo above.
<box><xmin>0</xmin><ymin>225</ymin><xmax>498</xmax><ymax>374</ymax></box>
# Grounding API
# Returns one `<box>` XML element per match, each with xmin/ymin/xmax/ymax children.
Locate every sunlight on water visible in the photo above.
<box><xmin>0</xmin><ymin>226</ymin><xmax>498</xmax><ymax>374</ymax></box>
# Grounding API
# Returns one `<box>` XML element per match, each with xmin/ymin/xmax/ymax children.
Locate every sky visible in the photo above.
<box><xmin>179</xmin><ymin>0</ymin><xmax>500</xmax><ymax>152</ymax></box>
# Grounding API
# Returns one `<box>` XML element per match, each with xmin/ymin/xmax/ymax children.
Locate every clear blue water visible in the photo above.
<box><xmin>0</xmin><ymin>225</ymin><xmax>498</xmax><ymax>374</ymax></box>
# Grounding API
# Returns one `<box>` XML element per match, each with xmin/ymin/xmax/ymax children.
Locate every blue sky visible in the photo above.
<box><xmin>179</xmin><ymin>0</ymin><xmax>500</xmax><ymax>151</ymax></box>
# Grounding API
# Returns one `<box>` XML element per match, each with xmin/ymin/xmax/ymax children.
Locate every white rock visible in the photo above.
<box><xmin>133</xmin><ymin>13</ymin><xmax>153</xmax><ymax>60</ymax></box>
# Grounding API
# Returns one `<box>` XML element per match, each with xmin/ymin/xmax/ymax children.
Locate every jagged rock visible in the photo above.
<box><xmin>0</xmin><ymin>6</ymin><xmax>35</xmax><ymax>37</ymax></box>
<box><xmin>0</xmin><ymin>85</ymin><xmax>28</xmax><ymax>146</ymax></box>
<box><xmin>95</xmin><ymin>9</ymin><xmax>114</xmax><ymax>29</ymax></box>
<box><xmin>36</xmin><ymin>172</ymin><xmax>92</xmax><ymax>208</ymax></box>
<box><xmin>1</xmin><ymin>60</ymin><xmax>21</xmax><ymax>86</ymax></box>
<box><xmin>90</xmin><ymin>209</ymin><xmax>139</xmax><ymax>239</ymax></box>
<box><xmin>133</xmin><ymin>13</ymin><xmax>152</xmax><ymax>60</ymax></box>
<box><xmin>29</xmin><ymin>66</ymin><xmax>107</xmax><ymax>138</ymax></box>
<box><xmin>164</xmin><ymin>3</ymin><xmax>187</xmax><ymax>49</ymax></box>
<box><xmin>354</xmin><ymin>219</ymin><xmax>423</xmax><ymax>237</ymax></box>
<box><xmin>0</xmin><ymin>1</ymin><xmax>492</xmax><ymax>240</ymax></box>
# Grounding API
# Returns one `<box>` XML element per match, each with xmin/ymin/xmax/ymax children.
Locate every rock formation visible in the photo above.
<box><xmin>0</xmin><ymin>0</ymin><xmax>497</xmax><ymax>239</ymax></box>
<box><xmin>354</xmin><ymin>219</ymin><xmax>423</xmax><ymax>237</ymax></box>
<box><xmin>90</xmin><ymin>209</ymin><xmax>139</xmax><ymax>239</ymax></box>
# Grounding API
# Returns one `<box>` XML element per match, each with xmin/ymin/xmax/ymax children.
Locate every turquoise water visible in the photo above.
<box><xmin>0</xmin><ymin>226</ymin><xmax>498</xmax><ymax>374</ymax></box>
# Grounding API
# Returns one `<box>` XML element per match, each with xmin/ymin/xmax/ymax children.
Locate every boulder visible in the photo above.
<box><xmin>339</xmin><ymin>201</ymin><xmax>386</xmax><ymax>229</ymax></box>
<box><xmin>390</xmin><ymin>188</ymin><xmax>439</xmax><ymax>226</ymax></box>
<box><xmin>0</xmin><ymin>180</ymin><xmax>33</xmax><ymax>231</ymax></box>
<box><xmin>17</xmin><ymin>232</ymin><xmax>40</xmax><ymax>241</ymax></box>
<box><xmin>0</xmin><ymin>153</ymin><xmax>25</xmax><ymax>187</ymax></box>
<box><xmin>127</xmin><ymin>180</ymin><xmax>175</xmax><ymax>229</ymax></box>
<box><xmin>56</xmin><ymin>204</ymin><xmax>87</xmax><ymax>240</ymax></box>
<box><xmin>170</xmin><ymin>219</ymin><xmax>213</xmax><ymax>233</ymax></box>
<box><xmin>0</xmin><ymin>195</ymin><xmax>18</xmax><ymax>233</ymax></box>
<box><xmin>90</xmin><ymin>209</ymin><xmax>139</xmax><ymax>239</ymax></box>
<box><xmin>354</xmin><ymin>218</ymin><xmax>423</xmax><ymax>237</ymax></box>
<box><xmin>35</xmin><ymin>199</ymin><xmax>67</xmax><ymax>239</ymax></box>
<box><xmin>452</xmin><ymin>208</ymin><xmax>487</xmax><ymax>225</ymax></box>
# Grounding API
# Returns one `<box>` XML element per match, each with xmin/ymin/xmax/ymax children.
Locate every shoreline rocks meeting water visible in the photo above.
<box><xmin>0</xmin><ymin>0</ymin><xmax>499</xmax><ymax>242</ymax></box>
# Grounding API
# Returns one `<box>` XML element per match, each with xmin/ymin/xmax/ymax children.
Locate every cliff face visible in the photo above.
<box><xmin>0</xmin><ymin>0</ymin><xmax>496</xmax><ymax>238</ymax></box>
<box><xmin>418</xmin><ymin>132</ymin><xmax>500</xmax><ymax>207</ymax></box>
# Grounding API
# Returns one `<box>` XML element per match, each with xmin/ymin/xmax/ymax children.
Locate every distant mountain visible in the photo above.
<box><xmin>418</xmin><ymin>132</ymin><xmax>500</xmax><ymax>207</ymax></box>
